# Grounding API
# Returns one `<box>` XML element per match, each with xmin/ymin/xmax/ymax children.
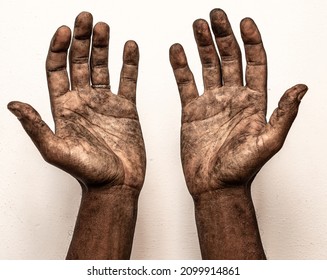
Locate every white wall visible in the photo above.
<box><xmin>0</xmin><ymin>0</ymin><xmax>326</xmax><ymax>259</ymax></box>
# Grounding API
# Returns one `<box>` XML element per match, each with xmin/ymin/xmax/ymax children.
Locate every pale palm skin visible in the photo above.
<box><xmin>170</xmin><ymin>9</ymin><xmax>307</xmax><ymax>259</ymax></box>
<box><xmin>8</xmin><ymin>12</ymin><xmax>146</xmax><ymax>259</ymax></box>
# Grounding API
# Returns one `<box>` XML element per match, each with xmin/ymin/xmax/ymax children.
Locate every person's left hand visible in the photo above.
<box><xmin>169</xmin><ymin>9</ymin><xmax>307</xmax><ymax>195</ymax></box>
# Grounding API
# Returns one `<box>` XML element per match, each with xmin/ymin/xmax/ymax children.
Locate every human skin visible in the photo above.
<box><xmin>8</xmin><ymin>12</ymin><xmax>146</xmax><ymax>259</ymax></box>
<box><xmin>169</xmin><ymin>8</ymin><xmax>307</xmax><ymax>259</ymax></box>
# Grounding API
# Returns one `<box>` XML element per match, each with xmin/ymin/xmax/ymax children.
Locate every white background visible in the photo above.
<box><xmin>0</xmin><ymin>0</ymin><xmax>326</xmax><ymax>259</ymax></box>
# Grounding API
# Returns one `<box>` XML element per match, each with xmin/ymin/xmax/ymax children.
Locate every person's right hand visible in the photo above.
<box><xmin>8</xmin><ymin>12</ymin><xmax>146</xmax><ymax>191</ymax></box>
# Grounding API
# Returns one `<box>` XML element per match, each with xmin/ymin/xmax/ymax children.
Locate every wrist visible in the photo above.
<box><xmin>81</xmin><ymin>184</ymin><xmax>140</xmax><ymax>200</ymax></box>
<box><xmin>67</xmin><ymin>184</ymin><xmax>139</xmax><ymax>260</ymax></box>
<box><xmin>80</xmin><ymin>184</ymin><xmax>140</xmax><ymax>216</ymax></box>
<box><xmin>192</xmin><ymin>185</ymin><xmax>265</xmax><ymax>260</ymax></box>
<box><xmin>194</xmin><ymin>184</ymin><xmax>250</xmax><ymax>203</ymax></box>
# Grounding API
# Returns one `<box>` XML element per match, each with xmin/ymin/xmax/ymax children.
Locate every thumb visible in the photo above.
<box><xmin>7</xmin><ymin>101</ymin><xmax>57</xmax><ymax>160</ymax></box>
<box><xmin>265</xmin><ymin>84</ymin><xmax>308</xmax><ymax>152</ymax></box>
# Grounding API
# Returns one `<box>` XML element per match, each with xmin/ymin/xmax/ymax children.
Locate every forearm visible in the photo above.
<box><xmin>193</xmin><ymin>186</ymin><xmax>266</xmax><ymax>260</ymax></box>
<box><xmin>66</xmin><ymin>185</ymin><xmax>139</xmax><ymax>260</ymax></box>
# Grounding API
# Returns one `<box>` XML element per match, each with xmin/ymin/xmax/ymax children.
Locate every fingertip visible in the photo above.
<box><xmin>294</xmin><ymin>84</ymin><xmax>309</xmax><ymax>101</ymax></box>
<box><xmin>209</xmin><ymin>8</ymin><xmax>226</xmax><ymax>20</ymax></box>
<box><xmin>7</xmin><ymin>101</ymin><xmax>17</xmax><ymax>111</ymax></box>
<box><xmin>51</xmin><ymin>26</ymin><xmax>71</xmax><ymax>52</ymax></box>
<box><xmin>192</xmin><ymin>19</ymin><xmax>213</xmax><ymax>46</ymax></box>
<box><xmin>240</xmin><ymin>17</ymin><xmax>254</xmax><ymax>34</ymax></box>
<box><xmin>267</xmin><ymin>85</ymin><xmax>307</xmax><ymax>147</ymax></box>
<box><xmin>292</xmin><ymin>84</ymin><xmax>308</xmax><ymax>102</ymax></box>
<box><xmin>8</xmin><ymin>102</ymin><xmax>55</xmax><ymax>156</ymax></box>
<box><xmin>7</xmin><ymin>101</ymin><xmax>23</xmax><ymax>118</ymax></box>
<box><xmin>169</xmin><ymin>43</ymin><xmax>183</xmax><ymax>54</ymax></box>
<box><xmin>169</xmin><ymin>43</ymin><xmax>187</xmax><ymax>69</ymax></box>
<box><xmin>193</xmin><ymin>18</ymin><xmax>208</xmax><ymax>29</ymax></box>
<box><xmin>125</xmin><ymin>40</ymin><xmax>138</xmax><ymax>50</ymax></box>
<box><xmin>209</xmin><ymin>8</ymin><xmax>230</xmax><ymax>36</ymax></box>
<box><xmin>298</xmin><ymin>83</ymin><xmax>309</xmax><ymax>91</ymax></box>
<box><xmin>57</xmin><ymin>25</ymin><xmax>71</xmax><ymax>34</ymax></box>
<box><xmin>94</xmin><ymin>21</ymin><xmax>110</xmax><ymax>32</ymax></box>
<box><xmin>123</xmin><ymin>40</ymin><xmax>139</xmax><ymax>64</ymax></box>
<box><xmin>294</xmin><ymin>83</ymin><xmax>308</xmax><ymax>92</ymax></box>
<box><xmin>76</xmin><ymin>11</ymin><xmax>93</xmax><ymax>23</ymax></box>
<box><xmin>93</xmin><ymin>22</ymin><xmax>109</xmax><ymax>47</ymax></box>
<box><xmin>240</xmin><ymin>18</ymin><xmax>261</xmax><ymax>44</ymax></box>
<box><xmin>74</xmin><ymin>11</ymin><xmax>93</xmax><ymax>38</ymax></box>
<box><xmin>240</xmin><ymin>17</ymin><xmax>255</xmax><ymax>28</ymax></box>
<box><xmin>7</xmin><ymin>101</ymin><xmax>41</xmax><ymax>123</ymax></box>
<box><xmin>285</xmin><ymin>84</ymin><xmax>309</xmax><ymax>102</ymax></box>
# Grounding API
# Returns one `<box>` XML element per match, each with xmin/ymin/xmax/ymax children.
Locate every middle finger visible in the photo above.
<box><xmin>69</xmin><ymin>12</ymin><xmax>93</xmax><ymax>90</ymax></box>
<box><xmin>210</xmin><ymin>9</ymin><xmax>243</xmax><ymax>87</ymax></box>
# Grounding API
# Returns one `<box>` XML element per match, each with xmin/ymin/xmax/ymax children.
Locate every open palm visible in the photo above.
<box><xmin>8</xmin><ymin>12</ymin><xmax>146</xmax><ymax>190</ymax></box>
<box><xmin>170</xmin><ymin>9</ymin><xmax>307</xmax><ymax>195</ymax></box>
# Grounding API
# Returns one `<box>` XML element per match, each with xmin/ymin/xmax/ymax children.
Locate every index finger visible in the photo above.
<box><xmin>240</xmin><ymin>18</ymin><xmax>267</xmax><ymax>95</ymax></box>
<box><xmin>69</xmin><ymin>12</ymin><xmax>93</xmax><ymax>90</ymax></box>
<box><xmin>210</xmin><ymin>9</ymin><xmax>243</xmax><ymax>86</ymax></box>
<box><xmin>46</xmin><ymin>26</ymin><xmax>71</xmax><ymax>102</ymax></box>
